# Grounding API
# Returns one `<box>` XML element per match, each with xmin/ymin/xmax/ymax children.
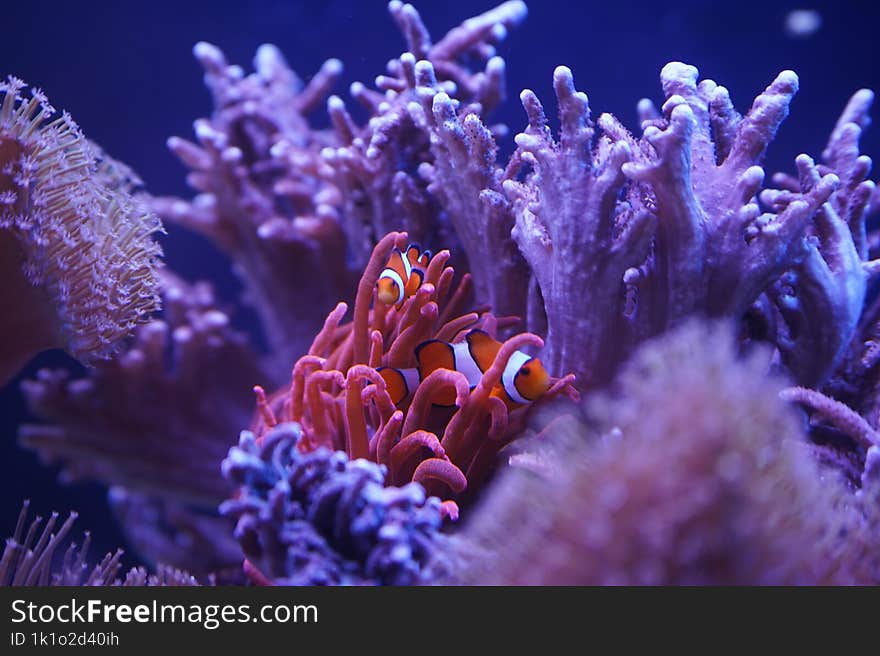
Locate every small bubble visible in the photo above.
<box><xmin>784</xmin><ymin>9</ymin><xmax>822</xmax><ymax>39</ymax></box>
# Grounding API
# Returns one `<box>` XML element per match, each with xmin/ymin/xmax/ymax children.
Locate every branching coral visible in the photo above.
<box><xmin>830</xmin><ymin>290</ymin><xmax>880</xmax><ymax>430</ymax></box>
<box><xmin>220</xmin><ymin>422</ymin><xmax>447</xmax><ymax>585</ymax></box>
<box><xmin>151</xmin><ymin>42</ymin><xmax>351</xmax><ymax>369</ymax></box>
<box><xmin>759</xmin><ymin>89</ymin><xmax>878</xmax><ymax>387</ymax></box>
<box><xmin>623</xmin><ymin>64</ymin><xmax>837</xmax><ymax>320</ymax></box>
<box><xmin>450</xmin><ymin>321</ymin><xmax>867</xmax><ymax>585</ymax></box>
<box><xmin>413</xmin><ymin>57</ymin><xmax>877</xmax><ymax>390</ymax></box>
<box><xmin>501</xmin><ymin>63</ymin><xmax>852</xmax><ymax>385</ymax></box>
<box><xmin>0</xmin><ymin>77</ymin><xmax>163</xmax><ymax>384</ymax></box>
<box><xmin>20</xmin><ymin>275</ymin><xmax>263</xmax><ymax>505</ymax></box>
<box><xmin>153</xmin><ymin>2</ymin><xmax>530</xmax><ymax>368</ymax></box>
<box><xmin>1</xmin><ymin>501</ymin><xmax>200</xmax><ymax>586</ymax></box>
<box><xmin>502</xmin><ymin>67</ymin><xmax>656</xmax><ymax>382</ymax></box>
<box><xmin>321</xmin><ymin>1</ymin><xmax>530</xmax><ymax>320</ymax></box>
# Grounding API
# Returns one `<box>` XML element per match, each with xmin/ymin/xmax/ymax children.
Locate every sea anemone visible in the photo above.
<box><xmin>247</xmin><ymin>232</ymin><xmax>577</xmax><ymax>519</ymax></box>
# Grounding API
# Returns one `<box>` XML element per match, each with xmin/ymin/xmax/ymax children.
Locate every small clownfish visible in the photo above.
<box><xmin>378</xmin><ymin>329</ymin><xmax>551</xmax><ymax>410</ymax></box>
<box><xmin>377</xmin><ymin>243</ymin><xmax>432</xmax><ymax>308</ymax></box>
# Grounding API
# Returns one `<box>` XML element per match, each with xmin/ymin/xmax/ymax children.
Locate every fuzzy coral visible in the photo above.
<box><xmin>1</xmin><ymin>501</ymin><xmax>200</xmax><ymax>586</ymax></box>
<box><xmin>451</xmin><ymin>321</ymin><xmax>865</xmax><ymax>585</ymax></box>
<box><xmin>0</xmin><ymin>77</ymin><xmax>163</xmax><ymax>384</ymax></box>
<box><xmin>220</xmin><ymin>422</ymin><xmax>447</xmax><ymax>585</ymax></box>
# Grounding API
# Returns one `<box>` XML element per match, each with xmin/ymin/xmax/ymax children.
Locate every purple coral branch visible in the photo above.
<box><xmin>762</xmin><ymin>88</ymin><xmax>878</xmax><ymax>386</ymax></box>
<box><xmin>781</xmin><ymin>386</ymin><xmax>880</xmax><ymax>450</ymax></box>
<box><xmin>153</xmin><ymin>41</ymin><xmax>350</xmax><ymax>369</ymax></box>
<box><xmin>505</xmin><ymin>67</ymin><xmax>654</xmax><ymax>383</ymax></box>
<box><xmin>20</xmin><ymin>276</ymin><xmax>264</xmax><ymax>506</ymax></box>
<box><xmin>624</xmin><ymin>64</ymin><xmax>838</xmax><ymax>322</ymax></box>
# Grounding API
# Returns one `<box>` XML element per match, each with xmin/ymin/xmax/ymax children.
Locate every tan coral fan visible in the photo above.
<box><xmin>0</xmin><ymin>77</ymin><xmax>163</xmax><ymax>381</ymax></box>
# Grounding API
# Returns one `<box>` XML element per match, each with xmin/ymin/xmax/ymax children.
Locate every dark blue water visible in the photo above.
<box><xmin>1</xmin><ymin>0</ymin><xmax>877</xmax><ymax>565</ymax></box>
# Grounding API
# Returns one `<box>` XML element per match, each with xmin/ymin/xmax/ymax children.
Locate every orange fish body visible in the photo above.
<box><xmin>377</xmin><ymin>243</ymin><xmax>432</xmax><ymax>308</ymax></box>
<box><xmin>378</xmin><ymin>330</ymin><xmax>550</xmax><ymax>409</ymax></box>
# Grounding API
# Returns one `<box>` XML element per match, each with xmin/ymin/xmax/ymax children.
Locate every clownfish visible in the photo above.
<box><xmin>377</xmin><ymin>243</ymin><xmax>432</xmax><ymax>308</ymax></box>
<box><xmin>378</xmin><ymin>329</ymin><xmax>551</xmax><ymax>410</ymax></box>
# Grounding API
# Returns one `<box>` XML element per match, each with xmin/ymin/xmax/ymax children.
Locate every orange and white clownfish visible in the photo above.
<box><xmin>378</xmin><ymin>329</ymin><xmax>550</xmax><ymax>409</ymax></box>
<box><xmin>376</xmin><ymin>243</ymin><xmax>432</xmax><ymax>308</ymax></box>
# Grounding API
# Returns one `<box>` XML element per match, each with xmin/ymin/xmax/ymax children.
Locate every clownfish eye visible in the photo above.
<box><xmin>520</xmin><ymin>366</ymin><xmax>530</xmax><ymax>376</ymax></box>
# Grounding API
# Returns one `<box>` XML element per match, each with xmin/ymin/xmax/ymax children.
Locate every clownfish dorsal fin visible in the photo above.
<box><xmin>415</xmin><ymin>339</ymin><xmax>456</xmax><ymax>379</ymax></box>
<box><xmin>465</xmin><ymin>329</ymin><xmax>502</xmax><ymax>372</ymax></box>
<box><xmin>418</xmin><ymin>249</ymin><xmax>432</xmax><ymax>267</ymax></box>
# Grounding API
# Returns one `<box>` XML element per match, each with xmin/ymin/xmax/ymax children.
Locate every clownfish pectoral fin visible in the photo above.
<box><xmin>378</xmin><ymin>366</ymin><xmax>414</xmax><ymax>406</ymax></box>
<box><xmin>490</xmin><ymin>384</ymin><xmax>517</xmax><ymax>411</ymax></box>
<box><xmin>464</xmin><ymin>329</ymin><xmax>502</xmax><ymax>372</ymax></box>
